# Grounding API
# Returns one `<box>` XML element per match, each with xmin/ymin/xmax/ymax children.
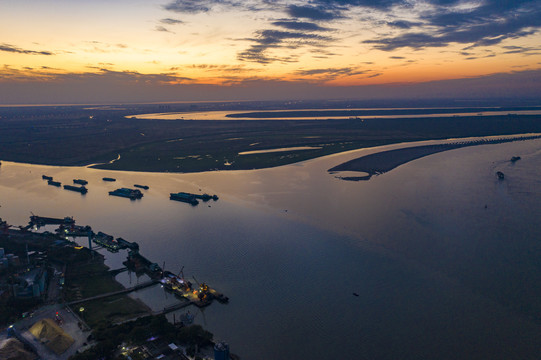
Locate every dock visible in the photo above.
<box><xmin>17</xmin><ymin>214</ymin><xmax>228</xmax><ymax>312</ymax></box>
<box><xmin>30</xmin><ymin>215</ymin><xmax>75</xmax><ymax>227</ymax></box>
<box><xmin>66</xmin><ymin>279</ymin><xmax>159</xmax><ymax>306</ymax></box>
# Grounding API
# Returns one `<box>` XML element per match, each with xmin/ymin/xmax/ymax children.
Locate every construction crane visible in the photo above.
<box><xmin>192</xmin><ymin>276</ymin><xmax>209</xmax><ymax>292</ymax></box>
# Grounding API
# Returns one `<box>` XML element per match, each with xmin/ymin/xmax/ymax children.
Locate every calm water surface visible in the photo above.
<box><xmin>1</xmin><ymin>137</ymin><xmax>541</xmax><ymax>359</ymax></box>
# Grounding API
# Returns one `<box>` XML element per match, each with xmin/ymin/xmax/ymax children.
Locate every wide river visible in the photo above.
<box><xmin>1</xmin><ymin>136</ymin><xmax>541</xmax><ymax>359</ymax></box>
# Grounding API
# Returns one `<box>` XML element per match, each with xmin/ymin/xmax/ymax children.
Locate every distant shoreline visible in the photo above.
<box><xmin>328</xmin><ymin>135</ymin><xmax>541</xmax><ymax>180</ymax></box>
<box><xmin>2</xmin><ymin>107</ymin><xmax>541</xmax><ymax>173</ymax></box>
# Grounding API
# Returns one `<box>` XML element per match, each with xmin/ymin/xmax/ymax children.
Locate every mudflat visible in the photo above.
<box><xmin>328</xmin><ymin>135</ymin><xmax>541</xmax><ymax>179</ymax></box>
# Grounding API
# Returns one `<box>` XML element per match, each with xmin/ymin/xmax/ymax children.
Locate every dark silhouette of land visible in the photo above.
<box><xmin>1</xmin><ymin>103</ymin><xmax>541</xmax><ymax>173</ymax></box>
<box><xmin>328</xmin><ymin>135</ymin><xmax>541</xmax><ymax>180</ymax></box>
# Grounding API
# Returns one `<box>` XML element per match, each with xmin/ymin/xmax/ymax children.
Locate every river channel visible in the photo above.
<box><xmin>1</xmin><ymin>136</ymin><xmax>541</xmax><ymax>359</ymax></box>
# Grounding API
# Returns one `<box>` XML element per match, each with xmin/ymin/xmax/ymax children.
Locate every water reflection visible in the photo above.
<box><xmin>1</xmin><ymin>136</ymin><xmax>541</xmax><ymax>359</ymax></box>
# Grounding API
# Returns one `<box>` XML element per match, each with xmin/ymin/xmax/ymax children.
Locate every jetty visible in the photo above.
<box><xmin>30</xmin><ymin>215</ymin><xmax>75</xmax><ymax>227</ymax></box>
<box><xmin>66</xmin><ymin>279</ymin><xmax>159</xmax><ymax>306</ymax></box>
<box><xmin>16</xmin><ymin>214</ymin><xmax>228</xmax><ymax>312</ymax></box>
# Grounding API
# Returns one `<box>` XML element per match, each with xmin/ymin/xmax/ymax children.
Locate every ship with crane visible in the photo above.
<box><xmin>160</xmin><ymin>266</ymin><xmax>229</xmax><ymax>307</ymax></box>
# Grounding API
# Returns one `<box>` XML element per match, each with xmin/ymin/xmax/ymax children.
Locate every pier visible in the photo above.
<box><xmin>66</xmin><ymin>279</ymin><xmax>159</xmax><ymax>306</ymax></box>
<box><xmin>9</xmin><ymin>214</ymin><xmax>228</xmax><ymax>312</ymax></box>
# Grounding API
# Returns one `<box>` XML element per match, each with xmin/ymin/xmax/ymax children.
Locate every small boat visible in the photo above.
<box><xmin>63</xmin><ymin>185</ymin><xmax>88</xmax><ymax>194</ymax></box>
<box><xmin>73</xmin><ymin>179</ymin><xmax>88</xmax><ymax>185</ymax></box>
<box><xmin>194</xmin><ymin>193</ymin><xmax>219</xmax><ymax>201</ymax></box>
<box><xmin>510</xmin><ymin>156</ymin><xmax>521</xmax><ymax>162</ymax></box>
<box><xmin>102</xmin><ymin>177</ymin><xmax>116</xmax><ymax>182</ymax></box>
<box><xmin>134</xmin><ymin>184</ymin><xmax>149</xmax><ymax>190</ymax></box>
<box><xmin>352</xmin><ymin>292</ymin><xmax>359</xmax><ymax>297</ymax></box>
<box><xmin>496</xmin><ymin>171</ymin><xmax>505</xmax><ymax>180</ymax></box>
<box><xmin>42</xmin><ymin>175</ymin><xmax>53</xmax><ymax>181</ymax></box>
<box><xmin>179</xmin><ymin>311</ymin><xmax>194</xmax><ymax>325</ymax></box>
<box><xmin>47</xmin><ymin>180</ymin><xmax>61</xmax><ymax>187</ymax></box>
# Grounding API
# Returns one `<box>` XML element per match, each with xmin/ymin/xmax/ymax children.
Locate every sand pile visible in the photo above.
<box><xmin>0</xmin><ymin>338</ymin><xmax>38</xmax><ymax>360</ymax></box>
<box><xmin>29</xmin><ymin>318</ymin><xmax>75</xmax><ymax>355</ymax></box>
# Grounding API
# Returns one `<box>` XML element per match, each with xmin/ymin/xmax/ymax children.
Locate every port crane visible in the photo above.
<box><xmin>192</xmin><ymin>276</ymin><xmax>209</xmax><ymax>300</ymax></box>
<box><xmin>176</xmin><ymin>266</ymin><xmax>192</xmax><ymax>291</ymax></box>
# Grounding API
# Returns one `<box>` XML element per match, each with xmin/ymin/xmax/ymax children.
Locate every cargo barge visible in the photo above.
<box><xmin>109</xmin><ymin>188</ymin><xmax>143</xmax><ymax>199</ymax></box>
<box><xmin>47</xmin><ymin>179</ymin><xmax>61</xmax><ymax>187</ymax></box>
<box><xmin>160</xmin><ymin>271</ymin><xmax>228</xmax><ymax>307</ymax></box>
<box><xmin>124</xmin><ymin>250</ymin><xmax>162</xmax><ymax>276</ymax></box>
<box><xmin>93</xmin><ymin>231</ymin><xmax>120</xmax><ymax>252</ymax></box>
<box><xmin>30</xmin><ymin>215</ymin><xmax>75</xmax><ymax>227</ymax></box>
<box><xmin>63</xmin><ymin>184</ymin><xmax>88</xmax><ymax>194</ymax></box>
<box><xmin>169</xmin><ymin>192</ymin><xmax>199</xmax><ymax>205</ymax></box>
<box><xmin>134</xmin><ymin>184</ymin><xmax>149</xmax><ymax>190</ymax></box>
<box><xmin>102</xmin><ymin>177</ymin><xmax>116</xmax><ymax>182</ymax></box>
<box><xmin>42</xmin><ymin>175</ymin><xmax>53</xmax><ymax>181</ymax></box>
<box><xmin>73</xmin><ymin>179</ymin><xmax>88</xmax><ymax>185</ymax></box>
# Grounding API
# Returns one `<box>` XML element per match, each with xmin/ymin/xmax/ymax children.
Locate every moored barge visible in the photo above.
<box><xmin>63</xmin><ymin>184</ymin><xmax>88</xmax><ymax>194</ymax></box>
<box><xmin>170</xmin><ymin>192</ymin><xmax>199</xmax><ymax>205</ymax></box>
<box><xmin>109</xmin><ymin>188</ymin><xmax>143</xmax><ymax>199</ymax></box>
<box><xmin>73</xmin><ymin>179</ymin><xmax>88</xmax><ymax>185</ymax></box>
<box><xmin>47</xmin><ymin>179</ymin><xmax>61</xmax><ymax>187</ymax></box>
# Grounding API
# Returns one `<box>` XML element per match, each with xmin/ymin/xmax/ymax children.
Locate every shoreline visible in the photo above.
<box><xmin>328</xmin><ymin>134</ymin><xmax>541</xmax><ymax>180</ymax></box>
<box><xmin>2</xmin><ymin>133</ymin><xmax>541</xmax><ymax>177</ymax></box>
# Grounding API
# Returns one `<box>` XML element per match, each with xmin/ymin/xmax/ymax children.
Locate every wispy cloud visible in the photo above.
<box><xmin>160</xmin><ymin>18</ymin><xmax>184</xmax><ymax>25</ymax></box>
<box><xmin>238</xmin><ymin>29</ymin><xmax>334</xmax><ymax>64</ymax></box>
<box><xmin>271</xmin><ymin>20</ymin><xmax>330</xmax><ymax>32</ymax></box>
<box><xmin>363</xmin><ymin>0</ymin><xmax>541</xmax><ymax>51</ymax></box>
<box><xmin>155</xmin><ymin>26</ymin><xmax>173</xmax><ymax>33</ymax></box>
<box><xmin>0</xmin><ymin>43</ymin><xmax>54</xmax><ymax>55</ymax></box>
<box><xmin>163</xmin><ymin>0</ymin><xmax>243</xmax><ymax>14</ymax></box>
<box><xmin>286</xmin><ymin>5</ymin><xmax>342</xmax><ymax>21</ymax></box>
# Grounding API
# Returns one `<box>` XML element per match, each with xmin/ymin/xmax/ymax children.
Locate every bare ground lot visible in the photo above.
<box><xmin>15</xmin><ymin>304</ymin><xmax>91</xmax><ymax>360</ymax></box>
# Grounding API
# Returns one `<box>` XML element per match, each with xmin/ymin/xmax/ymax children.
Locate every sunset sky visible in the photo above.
<box><xmin>1</xmin><ymin>0</ymin><xmax>541</xmax><ymax>104</ymax></box>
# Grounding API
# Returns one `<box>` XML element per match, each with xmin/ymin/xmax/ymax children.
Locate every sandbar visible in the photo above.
<box><xmin>328</xmin><ymin>135</ymin><xmax>541</xmax><ymax>180</ymax></box>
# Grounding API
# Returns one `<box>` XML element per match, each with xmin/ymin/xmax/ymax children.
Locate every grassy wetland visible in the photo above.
<box><xmin>1</xmin><ymin>104</ymin><xmax>541</xmax><ymax>173</ymax></box>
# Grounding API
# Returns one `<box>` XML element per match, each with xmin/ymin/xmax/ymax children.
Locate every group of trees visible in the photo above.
<box><xmin>70</xmin><ymin>315</ymin><xmax>213</xmax><ymax>360</ymax></box>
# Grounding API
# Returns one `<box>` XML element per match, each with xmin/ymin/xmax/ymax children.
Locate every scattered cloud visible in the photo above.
<box><xmin>0</xmin><ymin>43</ymin><xmax>54</xmax><ymax>55</ymax></box>
<box><xmin>160</xmin><ymin>18</ymin><xmax>184</xmax><ymax>25</ymax></box>
<box><xmin>271</xmin><ymin>20</ymin><xmax>330</xmax><ymax>32</ymax></box>
<box><xmin>286</xmin><ymin>5</ymin><xmax>342</xmax><ymax>21</ymax></box>
<box><xmin>155</xmin><ymin>26</ymin><xmax>173</xmax><ymax>33</ymax></box>
<box><xmin>363</xmin><ymin>0</ymin><xmax>541</xmax><ymax>51</ymax></box>
<box><xmin>386</xmin><ymin>21</ymin><xmax>419</xmax><ymax>30</ymax></box>
<box><xmin>238</xmin><ymin>29</ymin><xmax>334</xmax><ymax>64</ymax></box>
<box><xmin>295</xmin><ymin>67</ymin><xmax>366</xmax><ymax>77</ymax></box>
<box><xmin>163</xmin><ymin>0</ymin><xmax>242</xmax><ymax>14</ymax></box>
